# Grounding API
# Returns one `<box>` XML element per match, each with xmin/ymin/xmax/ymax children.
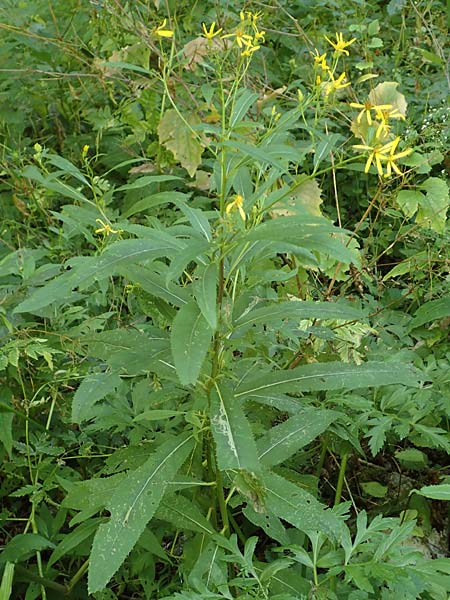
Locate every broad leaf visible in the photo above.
<box><xmin>409</xmin><ymin>296</ymin><xmax>450</xmax><ymax>329</ymax></box>
<box><xmin>72</xmin><ymin>372</ymin><xmax>122</xmax><ymax>423</ymax></box>
<box><xmin>157</xmin><ymin>494</ymin><xmax>215</xmax><ymax>535</ymax></box>
<box><xmin>0</xmin><ymin>534</ymin><xmax>55</xmax><ymax>564</ymax></box>
<box><xmin>233</xmin><ymin>300</ymin><xmax>365</xmax><ymax>333</ymax></box>
<box><xmin>416</xmin><ymin>177</ymin><xmax>449</xmax><ymax>233</ymax></box>
<box><xmin>48</xmin><ymin>518</ymin><xmax>104</xmax><ymax>567</ymax></box>
<box><xmin>15</xmin><ymin>235</ymin><xmax>185</xmax><ymax>314</ymax></box>
<box><xmin>171</xmin><ymin>301</ymin><xmax>212</xmax><ymax>386</ymax></box>
<box><xmin>263</xmin><ymin>471</ymin><xmax>346</xmax><ymax>541</ymax></box>
<box><xmin>235</xmin><ymin>361</ymin><xmax>421</xmax><ymax>398</ymax></box>
<box><xmin>124</xmin><ymin>191</ymin><xmax>191</xmax><ymax>218</ymax></box>
<box><xmin>257</xmin><ymin>408</ymin><xmax>338</xmax><ymax>466</ymax></box>
<box><xmin>88</xmin><ymin>434</ymin><xmax>194</xmax><ymax>593</ymax></box>
<box><xmin>158</xmin><ymin>109</ymin><xmax>204</xmax><ymax>177</ymax></box>
<box><xmin>414</xmin><ymin>484</ymin><xmax>450</xmax><ymax>501</ymax></box>
<box><xmin>210</xmin><ymin>384</ymin><xmax>260</xmax><ymax>472</ymax></box>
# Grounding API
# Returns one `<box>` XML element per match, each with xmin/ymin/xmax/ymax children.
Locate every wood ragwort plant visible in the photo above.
<box><xmin>1</xmin><ymin>5</ymin><xmax>450</xmax><ymax>599</ymax></box>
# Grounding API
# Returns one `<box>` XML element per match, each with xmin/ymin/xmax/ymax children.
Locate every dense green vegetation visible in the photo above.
<box><xmin>0</xmin><ymin>1</ymin><xmax>449</xmax><ymax>598</ymax></box>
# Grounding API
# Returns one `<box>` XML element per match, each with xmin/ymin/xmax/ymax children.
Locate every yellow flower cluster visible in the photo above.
<box><xmin>225</xmin><ymin>194</ymin><xmax>246</xmax><ymax>221</ymax></box>
<box><xmin>350</xmin><ymin>99</ymin><xmax>411</xmax><ymax>177</ymax></box>
<box><xmin>353</xmin><ymin>137</ymin><xmax>412</xmax><ymax>178</ymax></box>
<box><xmin>220</xmin><ymin>10</ymin><xmax>265</xmax><ymax>57</ymax></box>
<box><xmin>311</xmin><ymin>33</ymin><xmax>355</xmax><ymax>96</ymax></box>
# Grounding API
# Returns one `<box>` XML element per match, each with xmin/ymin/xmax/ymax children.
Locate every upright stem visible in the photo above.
<box><xmin>334</xmin><ymin>451</ymin><xmax>349</xmax><ymax>506</ymax></box>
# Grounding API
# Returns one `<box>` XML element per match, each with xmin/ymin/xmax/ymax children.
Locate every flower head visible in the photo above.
<box><xmin>202</xmin><ymin>21</ymin><xmax>222</xmax><ymax>40</ymax></box>
<box><xmin>324</xmin><ymin>71</ymin><xmax>351</xmax><ymax>95</ymax></box>
<box><xmin>94</xmin><ymin>219</ymin><xmax>122</xmax><ymax>235</ymax></box>
<box><xmin>325</xmin><ymin>32</ymin><xmax>356</xmax><ymax>55</ymax></box>
<box><xmin>311</xmin><ymin>49</ymin><xmax>329</xmax><ymax>71</ymax></box>
<box><xmin>226</xmin><ymin>194</ymin><xmax>246</xmax><ymax>221</ymax></box>
<box><xmin>349</xmin><ymin>101</ymin><xmax>393</xmax><ymax>126</ymax></box>
<box><xmin>379</xmin><ymin>136</ymin><xmax>412</xmax><ymax>177</ymax></box>
<box><xmin>353</xmin><ymin>139</ymin><xmax>398</xmax><ymax>177</ymax></box>
<box><xmin>154</xmin><ymin>19</ymin><xmax>173</xmax><ymax>38</ymax></box>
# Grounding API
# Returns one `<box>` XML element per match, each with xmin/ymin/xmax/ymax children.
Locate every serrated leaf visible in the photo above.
<box><xmin>409</xmin><ymin>297</ymin><xmax>450</xmax><ymax>329</ymax></box>
<box><xmin>210</xmin><ymin>384</ymin><xmax>260</xmax><ymax>472</ymax></box>
<box><xmin>157</xmin><ymin>494</ymin><xmax>215</xmax><ymax>535</ymax></box>
<box><xmin>0</xmin><ymin>534</ymin><xmax>55</xmax><ymax>564</ymax></box>
<box><xmin>72</xmin><ymin>372</ymin><xmax>122</xmax><ymax>423</ymax></box>
<box><xmin>194</xmin><ymin>263</ymin><xmax>218</xmax><ymax>330</ymax></box>
<box><xmin>230</xmin><ymin>89</ymin><xmax>259</xmax><ymax>127</ymax></box>
<box><xmin>88</xmin><ymin>434</ymin><xmax>194</xmax><ymax>593</ymax></box>
<box><xmin>14</xmin><ymin>236</ymin><xmax>185</xmax><ymax>314</ymax></box>
<box><xmin>235</xmin><ymin>362</ymin><xmax>421</xmax><ymax>398</ymax></box>
<box><xmin>263</xmin><ymin>471</ymin><xmax>346</xmax><ymax>541</ymax></box>
<box><xmin>414</xmin><ymin>484</ymin><xmax>450</xmax><ymax>501</ymax></box>
<box><xmin>233</xmin><ymin>300</ymin><xmax>364</xmax><ymax>333</ymax></box>
<box><xmin>48</xmin><ymin>518</ymin><xmax>104</xmax><ymax>567</ymax></box>
<box><xmin>171</xmin><ymin>301</ymin><xmax>212</xmax><ymax>386</ymax></box>
<box><xmin>257</xmin><ymin>408</ymin><xmax>338</xmax><ymax>466</ymax></box>
<box><xmin>122</xmin><ymin>265</ymin><xmax>189</xmax><ymax>307</ymax></box>
<box><xmin>158</xmin><ymin>109</ymin><xmax>204</xmax><ymax>177</ymax></box>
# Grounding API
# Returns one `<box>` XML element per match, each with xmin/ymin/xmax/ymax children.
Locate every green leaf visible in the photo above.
<box><xmin>360</xmin><ymin>482</ymin><xmax>388</xmax><ymax>498</ymax></box>
<box><xmin>158</xmin><ymin>109</ymin><xmax>204</xmax><ymax>177</ymax></box>
<box><xmin>15</xmin><ymin>236</ymin><xmax>185</xmax><ymax>314</ymax></box>
<box><xmin>124</xmin><ymin>192</ymin><xmax>191</xmax><ymax>218</ymax></box>
<box><xmin>210</xmin><ymin>384</ymin><xmax>260</xmax><ymax>472</ymax></box>
<box><xmin>0</xmin><ymin>534</ymin><xmax>55</xmax><ymax>564</ymax></box>
<box><xmin>416</xmin><ymin>177</ymin><xmax>449</xmax><ymax>233</ymax></box>
<box><xmin>116</xmin><ymin>175</ymin><xmax>183</xmax><ymax>192</ymax></box>
<box><xmin>72</xmin><ymin>372</ymin><xmax>122</xmax><ymax>423</ymax></box>
<box><xmin>48</xmin><ymin>518</ymin><xmax>104</xmax><ymax>567</ymax></box>
<box><xmin>88</xmin><ymin>434</ymin><xmax>194</xmax><ymax>593</ymax></box>
<box><xmin>409</xmin><ymin>297</ymin><xmax>450</xmax><ymax>329</ymax></box>
<box><xmin>230</xmin><ymin>89</ymin><xmax>259</xmax><ymax>127</ymax></box>
<box><xmin>396</xmin><ymin>190</ymin><xmax>423</xmax><ymax>218</ymax></box>
<box><xmin>263</xmin><ymin>471</ymin><xmax>346</xmax><ymax>540</ymax></box>
<box><xmin>257</xmin><ymin>408</ymin><xmax>338</xmax><ymax>466</ymax></box>
<box><xmin>85</xmin><ymin>329</ymin><xmax>169</xmax><ymax>374</ymax></box>
<box><xmin>122</xmin><ymin>265</ymin><xmax>189</xmax><ymax>307</ymax></box>
<box><xmin>235</xmin><ymin>362</ymin><xmax>421</xmax><ymax>398</ymax></box>
<box><xmin>313</xmin><ymin>134</ymin><xmax>341</xmax><ymax>171</ymax></box>
<box><xmin>171</xmin><ymin>301</ymin><xmax>212</xmax><ymax>386</ymax></box>
<box><xmin>414</xmin><ymin>484</ymin><xmax>450</xmax><ymax>501</ymax></box>
<box><xmin>157</xmin><ymin>494</ymin><xmax>215</xmax><ymax>535</ymax></box>
<box><xmin>233</xmin><ymin>300</ymin><xmax>365</xmax><ymax>333</ymax></box>
<box><xmin>194</xmin><ymin>263</ymin><xmax>218</xmax><ymax>330</ymax></box>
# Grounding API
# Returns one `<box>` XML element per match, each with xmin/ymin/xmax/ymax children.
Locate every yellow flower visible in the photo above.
<box><xmin>225</xmin><ymin>194</ymin><xmax>246</xmax><ymax>221</ymax></box>
<box><xmin>349</xmin><ymin>101</ymin><xmax>393</xmax><ymax>126</ymax></box>
<box><xmin>379</xmin><ymin>137</ymin><xmax>412</xmax><ymax>177</ymax></box>
<box><xmin>241</xmin><ymin>43</ymin><xmax>260</xmax><ymax>57</ymax></box>
<box><xmin>94</xmin><ymin>219</ymin><xmax>122</xmax><ymax>235</ymax></box>
<box><xmin>155</xmin><ymin>19</ymin><xmax>174</xmax><ymax>38</ymax></box>
<box><xmin>81</xmin><ymin>144</ymin><xmax>89</xmax><ymax>158</ymax></box>
<box><xmin>325</xmin><ymin>71</ymin><xmax>351</xmax><ymax>95</ymax></box>
<box><xmin>325</xmin><ymin>32</ymin><xmax>356</xmax><ymax>55</ymax></box>
<box><xmin>353</xmin><ymin>138</ymin><xmax>398</xmax><ymax>177</ymax></box>
<box><xmin>373</xmin><ymin>106</ymin><xmax>406</xmax><ymax>139</ymax></box>
<box><xmin>311</xmin><ymin>49</ymin><xmax>329</xmax><ymax>71</ymax></box>
<box><xmin>202</xmin><ymin>22</ymin><xmax>222</xmax><ymax>40</ymax></box>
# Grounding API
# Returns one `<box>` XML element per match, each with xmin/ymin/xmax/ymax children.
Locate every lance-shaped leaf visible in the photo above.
<box><xmin>15</xmin><ymin>235</ymin><xmax>186</xmax><ymax>314</ymax></box>
<box><xmin>235</xmin><ymin>361</ymin><xmax>421</xmax><ymax>398</ymax></box>
<box><xmin>233</xmin><ymin>300</ymin><xmax>365</xmax><ymax>333</ymax></box>
<box><xmin>88</xmin><ymin>434</ymin><xmax>194</xmax><ymax>593</ymax></box>
<box><xmin>194</xmin><ymin>263</ymin><xmax>218</xmax><ymax>330</ymax></box>
<box><xmin>210</xmin><ymin>384</ymin><xmax>260</xmax><ymax>473</ymax></box>
<box><xmin>257</xmin><ymin>408</ymin><xmax>339</xmax><ymax>466</ymax></box>
<box><xmin>171</xmin><ymin>301</ymin><xmax>212</xmax><ymax>386</ymax></box>
<box><xmin>157</xmin><ymin>494</ymin><xmax>215</xmax><ymax>535</ymax></box>
<box><xmin>262</xmin><ymin>471</ymin><xmax>346</xmax><ymax>541</ymax></box>
<box><xmin>408</xmin><ymin>296</ymin><xmax>450</xmax><ymax>330</ymax></box>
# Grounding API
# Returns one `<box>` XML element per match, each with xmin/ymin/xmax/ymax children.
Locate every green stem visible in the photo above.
<box><xmin>216</xmin><ymin>467</ymin><xmax>230</xmax><ymax>536</ymax></box>
<box><xmin>316</xmin><ymin>435</ymin><xmax>329</xmax><ymax>479</ymax></box>
<box><xmin>66</xmin><ymin>559</ymin><xmax>89</xmax><ymax>593</ymax></box>
<box><xmin>334</xmin><ymin>451</ymin><xmax>349</xmax><ymax>506</ymax></box>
